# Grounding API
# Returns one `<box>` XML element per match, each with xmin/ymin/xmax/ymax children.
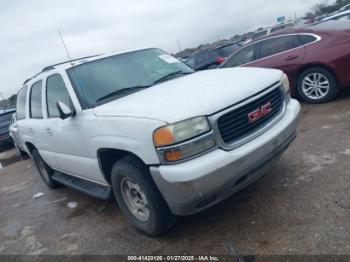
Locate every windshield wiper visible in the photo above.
<box><xmin>95</xmin><ymin>85</ymin><xmax>151</xmax><ymax>104</ymax></box>
<box><xmin>153</xmin><ymin>71</ymin><xmax>193</xmax><ymax>84</ymax></box>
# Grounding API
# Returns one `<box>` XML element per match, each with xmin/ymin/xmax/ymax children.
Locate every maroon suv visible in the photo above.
<box><xmin>221</xmin><ymin>26</ymin><xmax>350</xmax><ymax>103</ymax></box>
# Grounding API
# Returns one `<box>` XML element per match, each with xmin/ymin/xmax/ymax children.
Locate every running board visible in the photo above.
<box><xmin>52</xmin><ymin>172</ymin><xmax>113</xmax><ymax>200</ymax></box>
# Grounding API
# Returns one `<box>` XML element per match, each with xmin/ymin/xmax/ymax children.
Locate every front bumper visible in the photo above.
<box><xmin>150</xmin><ymin>99</ymin><xmax>300</xmax><ymax>216</ymax></box>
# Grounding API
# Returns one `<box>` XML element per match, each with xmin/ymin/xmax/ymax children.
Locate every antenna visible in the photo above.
<box><xmin>57</xmin><ymin>30</ymin><xmax>85</xmax><ymax>103</ymax></box>
<box><xmin>58</xmin><ymin>30</ymin><xmax>74</xmax><ymax>65</ymax></box>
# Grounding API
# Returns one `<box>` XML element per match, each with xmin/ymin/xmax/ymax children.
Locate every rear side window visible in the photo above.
<box><xmin>223</xmin><ymin>44</ymin><xmax>256</xmax><ymax>68</ymax></box>
<box><xmin>16</xmin><ymin>86</ymin><xmax>28</xmax><ymax>120</ymax></box>
<box><xmin>30</xmin><ymin>81</ymin><xmax>43</xmax><ymax>119</ymax></box>
<box><xmin>299</xmin><ymin>34</ymin><xmax>317</xmax><ymax>45</ymax></box>
<box><xmin>46</xmin><ymin>74</ymin><xmax>72</xmax><ymax>118</ymax></box>
<box><xmin>259</xmin><ymin>35</ymin><xmax>303</xmax><ymax>59</ymax></box>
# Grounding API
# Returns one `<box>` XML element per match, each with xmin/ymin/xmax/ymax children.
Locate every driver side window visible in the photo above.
<box><xmin>223</xmin><ymin>44</ymin><xmax>256</xmax><ymax>68</ymax></box>
<box><xmin>46</xmin><ymin>74</ymin><xmax>73</xmax><ymax>118</ymax></box>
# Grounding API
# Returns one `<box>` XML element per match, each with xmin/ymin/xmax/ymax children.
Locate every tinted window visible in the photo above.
<box><xmin>299</xmin><ymin>34</ymin><xmax>317</xmax><ymax>44</ymax></box>
<box><xmin>213</xmin><ymin>44</ymin><xmax>241</xmax><ymax>57</ymax></box>
<box><xmin>259</xmin><ymin>35</ymin><xmax>303</xmax><ymax>59</ymax></box>
<box><xmin>186</xmin><ymin>50</ymin><xmax>216</xmax><ymax>69</ymax></box>
<box><xmin>16</xmin><ymin>86</ymin><xmax>28</xmax><ymax>120</ymax></box>
<box><xmin>0</xmin><ymin>112</ymin><xmax>12</xmax><ymax>123</ymax></box>
<box><xmin>223</xmin><ymin>44</ymin><xmax>256</xmax><ymax>68</ymax></box>
<box><xmin>46</xmin><ymin>74</ymin><xmax>73</xmax><ymax>118</ymax></box>
<box><xmin>253</xmin><ymin>30</ymin><xmax>268</xmax><ymax>39</ymax></box>
<box><xmin>30</xmin><ymin>81</ymin><xmax>43</xmax><ymax>119</ymax></box>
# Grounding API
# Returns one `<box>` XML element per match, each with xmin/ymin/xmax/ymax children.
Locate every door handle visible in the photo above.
<box><xmin>285</xmin><ymin>55</ymin><xmax>298</xmax><ymax>61</ymax></box>
<box><xmin>28</xmin><ymin>128</ymin><xmax>34</xmax><ymax>134</ymax></box>
<box><xmin>46</xmin><ymin>128</ymin><xmax>52</xmax><ymax>136</ymax></box>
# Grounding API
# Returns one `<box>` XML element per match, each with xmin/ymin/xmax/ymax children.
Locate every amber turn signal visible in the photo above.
<box><xmin>164</xmin><ymin>150</ymin><xmax>183</xmax><ymax>162</ymax></box>
<box><xmin>153</xmin><ymin>127</ymin><xmax>175</xmax><ymax>147</ymax></box>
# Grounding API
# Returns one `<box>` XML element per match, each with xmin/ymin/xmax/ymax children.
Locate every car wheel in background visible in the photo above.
<box><xmin>32</xmin><ymin>149</ymin><xmax>60</xmax><ymax>189</ymax></box>
<box><xmin>111</xmin><ymin>155</ymin><xmax>176</xmax><ymax>236</ymax></box>
<box><xmin>297</xmin><ymin>67</ymin><xmax>338</xmax><ymax>103</ymax></box>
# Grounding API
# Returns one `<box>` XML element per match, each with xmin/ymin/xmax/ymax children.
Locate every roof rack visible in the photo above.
<box><xmin>22</xmin><ymin>54</ymin><xmax>100</xmax><ymax>85</ymax></box>
<box><xmin>41</xmin><ymin>54</ymin><xmax>100</xmax><ymax>72</ymax></box>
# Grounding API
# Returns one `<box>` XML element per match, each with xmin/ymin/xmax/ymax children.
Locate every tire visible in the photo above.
<box><xmin>32</xmin><ymin>149</ymin><xmax>61</xmax><ymax>189</ymax></box>
<box><xmin>297</xmin><ymin>67</ymin><xmax>338</xmax><ymax>104</ymax></box>
<box><xmin>13</xmin><ymin>139</ymin><xmax>28</xmax><ymax>159</ymax></box>
<box><xmin>111</xmin><ymin>156</ymin><xmax>176</xmax><ymax>236</ymax></box>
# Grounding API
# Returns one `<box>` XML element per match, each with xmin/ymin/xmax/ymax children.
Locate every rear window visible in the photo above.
<box><xmin>16</xmin><ymin>86</ymin><xmax>28</xmax><ymax>120</ymax></box>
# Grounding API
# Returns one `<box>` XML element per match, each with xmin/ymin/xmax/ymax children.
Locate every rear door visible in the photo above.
<box><xmin>14</xmin><ymin>86</ymin><xmax>29</xmax><ymax>151</ymax></box>
<box><xmin>9</xmin><ymin>113</ymin><xmax>24</xmax><ymax>149</ymax></box>
<box><xmin>250</xmin><ymin>35</ymin><xmax>307</xmax><ymax>86</ymax></box>
<box><xmin>27</xmin><ymin>80</ymin><xmax>53</xmax><ymax>163</ymax></box>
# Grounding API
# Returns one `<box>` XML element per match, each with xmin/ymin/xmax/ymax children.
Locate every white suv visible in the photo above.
<box><xmin>15</xmin><ymin>48</ymin><xmax>300</xmax><ymax>235</ymax></box>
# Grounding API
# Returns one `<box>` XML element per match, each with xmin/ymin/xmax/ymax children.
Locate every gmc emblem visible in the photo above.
<box><xmin>248</xmin><ymin>102</ymin><xmax>272</xmax><ymax>124</ymax></box>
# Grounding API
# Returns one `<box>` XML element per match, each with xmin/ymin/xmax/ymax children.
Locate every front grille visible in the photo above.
<box><xmin>217</xmin><ymin>87</ymin><xmax>284</xmax><ymax>144</ymax></box>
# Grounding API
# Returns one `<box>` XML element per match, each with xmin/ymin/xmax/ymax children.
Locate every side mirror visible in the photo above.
<box><xmin>56</xmin><ymin>101</ymin><xmax>75</xmax><ymax>120</ymax></box>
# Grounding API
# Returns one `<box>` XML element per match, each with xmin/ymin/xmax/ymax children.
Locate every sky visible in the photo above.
<box><xmin>0</xmin><ymin>0</ymin><xmax>324</xmax><ymax>98</ymax></box>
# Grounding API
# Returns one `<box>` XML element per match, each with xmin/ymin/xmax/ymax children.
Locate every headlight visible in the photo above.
<box><xmin>154</xmin><ymin>116</ymin><xmax>210</xmax><ymax>147</ymax></box>
<box><xmin>281</xmin><ymin>73</ymin><xmax>291</xmax><ymax>101</ymax></box>
<box><xmin>154</xmin><ymin>116</ymin><xmax>216</xmax><ymax>163</ymax></box>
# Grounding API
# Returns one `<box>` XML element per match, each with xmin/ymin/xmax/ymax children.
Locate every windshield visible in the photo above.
<box><xmin>67</xmin><ymin>48</ymin><xmax>194</xmax><ymax>107</ymax></box>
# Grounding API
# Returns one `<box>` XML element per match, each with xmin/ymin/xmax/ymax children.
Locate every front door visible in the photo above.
<box><xmin>43</xmin><ymin>73</ymin><xmax>105</xmax><ymax>184</ymax></box>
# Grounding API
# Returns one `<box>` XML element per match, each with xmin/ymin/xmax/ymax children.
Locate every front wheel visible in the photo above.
<box><xmin>297</xmin><ymin>67</ymin><xmax>338</xmax><ymax>103</ymax></box>
<box><xmin>111</xmin><ymin>156</ymin><xmax>176</xmax><ymax>236</ymax></box>
<box><xmin>32</xmin><ymin>149</ymin><xmax>60</xmax><ymax>189</ymax></box>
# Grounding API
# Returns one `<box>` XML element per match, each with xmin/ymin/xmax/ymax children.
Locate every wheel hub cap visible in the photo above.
<box><xmin>301</xmin><ymin>73</ymin><xmax>330</xmax><ymax>100</ymax></box>
<box><xmin>120</xmin><ymin>178</ymin><xmax>150</xmax><ymax>221</ymax></box>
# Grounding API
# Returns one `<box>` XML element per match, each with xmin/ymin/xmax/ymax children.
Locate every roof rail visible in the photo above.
<box><xmin>41</xmin><ymin>54</ymin><xmax>100</xmax><ymax>72</ymax></box>
<box><xmin>22</xmin><ymin>54</ymin><xmax>100</xmax><ymax>86</ymax></box>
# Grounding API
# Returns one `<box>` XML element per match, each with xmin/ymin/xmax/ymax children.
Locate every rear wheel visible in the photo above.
<box><xmin>297</xmin><ymin>67</ymin><xmax>338</xmax><ymax>103</ymax></box>
<box><xmin>32</xmin><ymin>149</ymin><xmax>60</xmax><ymax>189</ymax></box>
<box><xmin>111</xmin><ymin>156</ymin><xmax>176</xmax><ymax>236</ymax></box>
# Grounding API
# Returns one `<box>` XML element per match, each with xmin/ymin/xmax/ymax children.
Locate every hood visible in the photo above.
<box><xmin>93</xmin><ymin>68</ymin><xmax>283</xmax><ymax>123</ymax></box>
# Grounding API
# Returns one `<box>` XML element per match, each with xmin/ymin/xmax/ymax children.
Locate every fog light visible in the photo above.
<box><xmin>163</xmin><ymin>138</ymin><xmax>216</xmax><ymax>163</ymax></box>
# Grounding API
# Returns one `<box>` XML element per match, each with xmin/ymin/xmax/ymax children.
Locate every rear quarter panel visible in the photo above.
<box><xmin>302</xmin><ymin>33</ymin><xmax>350</xmax><ymax>88</ymax></box>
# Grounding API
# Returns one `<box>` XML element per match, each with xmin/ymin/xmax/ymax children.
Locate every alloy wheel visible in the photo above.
<box><xmin>301</xmin><ymin>73</ymin><xmax>330</xmax><ymax>100</ymax></box>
